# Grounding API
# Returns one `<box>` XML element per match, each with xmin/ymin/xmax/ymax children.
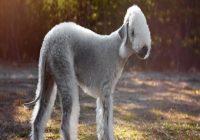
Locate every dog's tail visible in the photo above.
<box><xmin>24</xmin><ymin>46</ymin><xmax>47</xmax><ymax>107</ymax></box>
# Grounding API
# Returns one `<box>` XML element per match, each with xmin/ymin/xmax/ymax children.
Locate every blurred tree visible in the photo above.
<box><xmin>0</xmin><ymin>0</ymin><xmax>199</xmax><ymax>71</ymax></box>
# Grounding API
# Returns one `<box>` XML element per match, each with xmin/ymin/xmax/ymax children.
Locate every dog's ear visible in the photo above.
<box><xmin>118</xmin><ymin>22</ymin><xmax>131</xmax><ymax>58</ymax></box>
<box><xmin>118</xmin><ymin>21</ymin><xmax>128</xmax><ymax>42</ymax></box>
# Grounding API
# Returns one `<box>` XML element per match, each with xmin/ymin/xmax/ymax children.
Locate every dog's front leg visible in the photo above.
<box><xmin>96</xmin><ymin>92</ymin><xmax>114</xmax><ymax>140</ymax></box>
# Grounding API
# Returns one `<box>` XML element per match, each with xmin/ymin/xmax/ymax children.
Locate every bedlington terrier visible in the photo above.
<box><xmin>26</xmin><ymin>5</ymin><xmax>151</xmax><ymax>140</ymax></box>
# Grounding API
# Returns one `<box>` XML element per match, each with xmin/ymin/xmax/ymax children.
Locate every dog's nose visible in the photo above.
<box><xmin>138</xmin><ymin>45</ymin><xmax>148</xmax><ymax>58</ymax></box>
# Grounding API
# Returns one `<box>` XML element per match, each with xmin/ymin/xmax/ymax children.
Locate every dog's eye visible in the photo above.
<box><xmin>131</xmin><ymin>30</ymin><xmax>134</xmax><ymax>36</ymax></box>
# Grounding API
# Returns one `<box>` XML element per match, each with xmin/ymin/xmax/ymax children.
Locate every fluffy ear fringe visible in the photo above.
<box><xmin>118</xmin><ymin>22</ymin><xmax>128</xmax><ymax>40</ymax></box>
<box><xmin>118</xmin><ymin>22</ymin><xmax>131</xmax><ymax>58</ymax></box>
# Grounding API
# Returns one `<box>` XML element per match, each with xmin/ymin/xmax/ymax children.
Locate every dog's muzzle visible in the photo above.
<box><xmin>138</xmin><ymin>45</ymin><xmax>148</xmax><ymax>59</ymax></box>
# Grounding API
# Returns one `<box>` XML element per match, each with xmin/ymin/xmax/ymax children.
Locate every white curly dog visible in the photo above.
<box><xmin>26</xmin><ymin>5</ymin><xmax>151</xmax><ymax>140</ymax></box>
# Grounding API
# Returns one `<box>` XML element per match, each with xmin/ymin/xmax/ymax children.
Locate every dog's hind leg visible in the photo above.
<box><xmin>31</xmin><ymin>65</ymin><xmax>57</xmax><ymax>140</ymax></box>
<box><xmin>58</xmin><ymin>81</ymin><xmax>79</xmax><ymax>140</ymax></box>
<box><xmin>51</xmin><ymin>48</ymin><xmax>80</xmax><ymax>140</ymax></box>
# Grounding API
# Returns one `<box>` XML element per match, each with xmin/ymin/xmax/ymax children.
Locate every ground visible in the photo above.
<box><xmin>0</xmin><ymin>66</ymin><xmax>199</xmax><ymax>140</ymax></box>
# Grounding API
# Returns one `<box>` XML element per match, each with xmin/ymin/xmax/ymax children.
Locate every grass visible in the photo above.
<box><xmin>0</xmin><ymin>71</ymin><xmax>199</xmax><ymax>139</ymax></box>
<box><xmin>41</xmin><ymin>104</ymin><xmax>200</xmax><ymax>140</ymax></box>
<box><xmin>44</xmin><ymin>122</ymin><xmax>145</xmax><ymax>140</ymax></box>
<box><xmin>146</xmin><ymin>121</ymin><xmax>200</xmax><ymax>140</ymax></box>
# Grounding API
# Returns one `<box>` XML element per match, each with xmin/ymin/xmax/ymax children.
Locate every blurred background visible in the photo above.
<box><xmin>0</xmin><ymin>0</ymin><xmax>199</xmax><ymax>71</ymax></box>
<box><xmin>0</xmin><ymin>0</ymin><xmax>199</xmax><ymax>139</ymax></box>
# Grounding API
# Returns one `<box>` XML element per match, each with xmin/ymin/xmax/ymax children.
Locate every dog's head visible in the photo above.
<box><xmin>118</xmin><ymin>5</ymin><xmax>151</xmax><ymax>59</ymax></box>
